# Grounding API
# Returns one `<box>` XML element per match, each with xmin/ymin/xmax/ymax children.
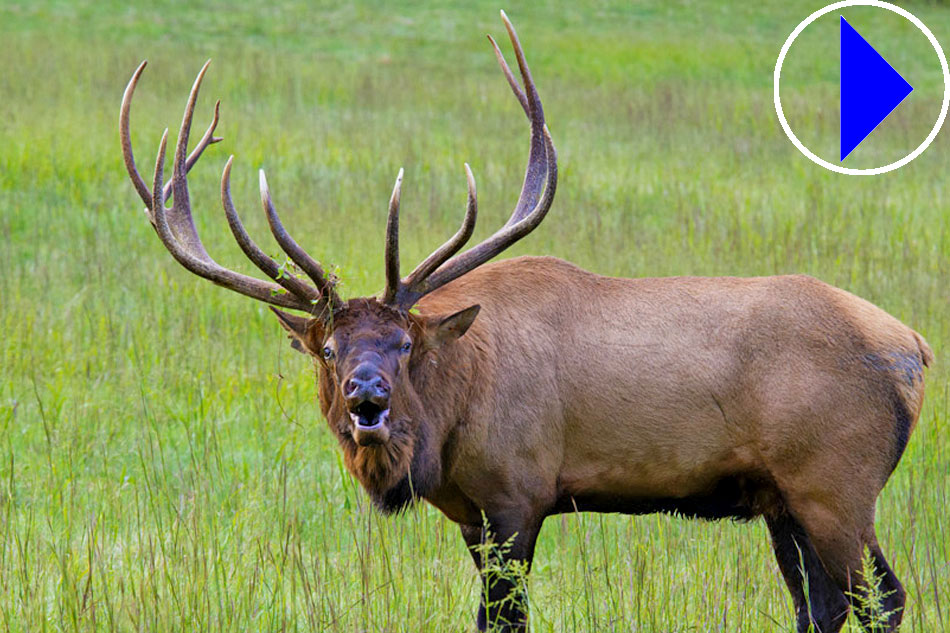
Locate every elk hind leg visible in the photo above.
<box><xmin>852</xmin><ymin>537</ymin><xmax>906</xmax><ymax>632</ymax></box>
<box><xmin>790</xmin><ymin>500</ymin><xmax>905</xmax><ymax>632</ymax></box>
<box><xmin>766</xmin><ymin>511</ymin><xmax>850</xmax><ymax>632</ymax></box>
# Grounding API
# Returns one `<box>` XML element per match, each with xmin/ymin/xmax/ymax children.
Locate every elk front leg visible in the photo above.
<box><xmin>460</xmin><ymin>524</ymin><xmax>489</xmax><ymax>630</ymax></box>
<box><xmin>460</xmin><ymin>515</ymin><xmax>542</xmax><ymax>632</ymax></box>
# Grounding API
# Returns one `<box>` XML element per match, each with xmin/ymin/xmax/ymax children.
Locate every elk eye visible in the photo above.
<box><xmin>322</xmin><ymin>346</ymin><xmax>334</xmax><ymax>361</ymax></box>
<box><xmin>400</xmin><ymin>341</ymin><xmax>412</xmax><ymax>353</ymax></box>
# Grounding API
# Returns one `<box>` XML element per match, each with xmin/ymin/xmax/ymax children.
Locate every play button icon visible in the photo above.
<box><xmin>840</xmin><ymin>16</ymin><xmax>913</xmax><ymax>161</ymax></box>
<box><xmin>774</xmin><ymin>1</ymin><xmax>950</xmax><ymax>176</ymax></box>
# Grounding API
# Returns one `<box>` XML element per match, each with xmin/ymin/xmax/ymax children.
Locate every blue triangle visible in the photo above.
<box><xmin>840</xmin><ymin>16</ymin><xmax>913</xmax><ymax>161</ymax></box>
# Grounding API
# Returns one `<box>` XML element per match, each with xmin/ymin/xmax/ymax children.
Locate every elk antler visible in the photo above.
<box><xmin>120</xmin><ymin>60</ymin><xmax>342</xmax><ymax>316</ymax></box>
<box><xmin>382</xmin><ymin>10</ymin><xmax>558</xmax><ymax>310</ymax></box>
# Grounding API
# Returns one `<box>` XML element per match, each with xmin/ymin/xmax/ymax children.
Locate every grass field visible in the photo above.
<box><xmin>2</xmin><ymin>1</ymin><xmax>950</xmax><ymax>631</ymax></box>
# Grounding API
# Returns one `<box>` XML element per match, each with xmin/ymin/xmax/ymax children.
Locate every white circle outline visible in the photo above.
<box><xmin>774</xmin><ymin>0</ymin><xmax>950</xmax><ymax>175</ymax></box>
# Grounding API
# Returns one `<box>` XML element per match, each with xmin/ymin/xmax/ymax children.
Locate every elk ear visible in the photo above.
<box><xmin>431</xmin><ymin>304</ymin><xmax>480</xmax><ymax>346</ymax></box>
<box><xmin>270</xmin><ymin>308</ymin><xmax>318</xmax><ymax>355</ymax></box>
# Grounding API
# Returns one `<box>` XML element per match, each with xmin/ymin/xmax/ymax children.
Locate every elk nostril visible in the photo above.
<box><xmin>345</xmin><ymin>375</ymin><xmax>389</xmax><ymax>401</ymax></box>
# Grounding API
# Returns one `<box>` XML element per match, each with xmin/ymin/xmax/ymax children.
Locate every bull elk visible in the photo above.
<box><xmin>119</xmin><ymin>12</ymin><xmax>931</xmax><ymax>633</ymax></box>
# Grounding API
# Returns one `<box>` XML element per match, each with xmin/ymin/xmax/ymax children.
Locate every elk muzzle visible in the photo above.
<box><xmin>344</xmin><ymin>364</ymin><xmax>392</xmax><ymax>446</ymax></box>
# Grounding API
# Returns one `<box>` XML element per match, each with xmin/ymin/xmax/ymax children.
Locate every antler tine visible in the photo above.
<box><xmin>120</xmin><ymin>61</ymin><xmax>152</xmax><ymax>206</ymax></box>
<box><xmin>162</xmin><ymin>99</ymin><xmax>222</xmax><ymax>204</ymax></box>
<box><xmin>151</xmin><ymin>129</ymin><xmax>169</xmax><ymax>225</ymax></box>
<box><xmin>120</xmin><ymin>61</ymin><xmax>223</xmax><ymax>209</ymax></box>
<box><xmin>498</xmin><ymin>10</ymin><xmax>547</xmax><ymax>228</ymax></box>
<box><xmin>386</xmin><ymin>12</ymin><xmax>557</xmax><ymax>310</ymax></box>
<box><xmin>169</xmin><ymin>60</ymin><xmax>214</xmax><ymax>261</ymax></box>
<box><xmin>221</xmin><ymin>158</ymin><xmax>326</xmax><ymax>308</ymax></box>
<box><xmin>382</xmin><ymin>168</ymin><xmax>404</xmax><ymax>305</ymax></box>
<box><xmin>401</xmin><ymin>163</ymin><xmax>477</xmax><ymax>297</ymax></box>
<box><xmin>422</xmin><ymin>126</ymin><xmax>556</xmax><ymax>294</ymax></box>
<box><xmin>259</xmin><ymin>170</ymin><xmax>343</xmax><ymax>311</ymax></box>
<box><xmin>487</xmin><ymin>34</ymin><xmax>528</xmax><ymax>117</ymax></box>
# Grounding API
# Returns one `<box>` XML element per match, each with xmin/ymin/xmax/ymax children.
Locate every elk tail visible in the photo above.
<box><xmin>913</xmin><ymin>331</ymin><xmax>934</xmax><ymax>368</ymax></box>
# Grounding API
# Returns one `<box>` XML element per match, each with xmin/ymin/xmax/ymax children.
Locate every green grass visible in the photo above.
<box><xmin>2</xmin><ymin>0</ymin><xmax>949</xmax><ymax>630</ymax></box>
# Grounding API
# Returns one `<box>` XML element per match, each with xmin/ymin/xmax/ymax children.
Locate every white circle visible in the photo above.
<box><xmin>774</xmin><ymin>0</ymin><xmax>950</xmax><ymax>175</ymax></box>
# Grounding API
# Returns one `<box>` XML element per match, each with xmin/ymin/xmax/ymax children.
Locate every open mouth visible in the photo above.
<box><xmin>349</xmin><ymin>401</ymin><xmax>390</xmax><ymax>430</ymax></box>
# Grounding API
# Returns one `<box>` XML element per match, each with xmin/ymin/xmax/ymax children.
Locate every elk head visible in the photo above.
<box><xmin>118</xmin><ymin>11</ymin><xmax>556</xmax><ymax>510</ymax></box>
